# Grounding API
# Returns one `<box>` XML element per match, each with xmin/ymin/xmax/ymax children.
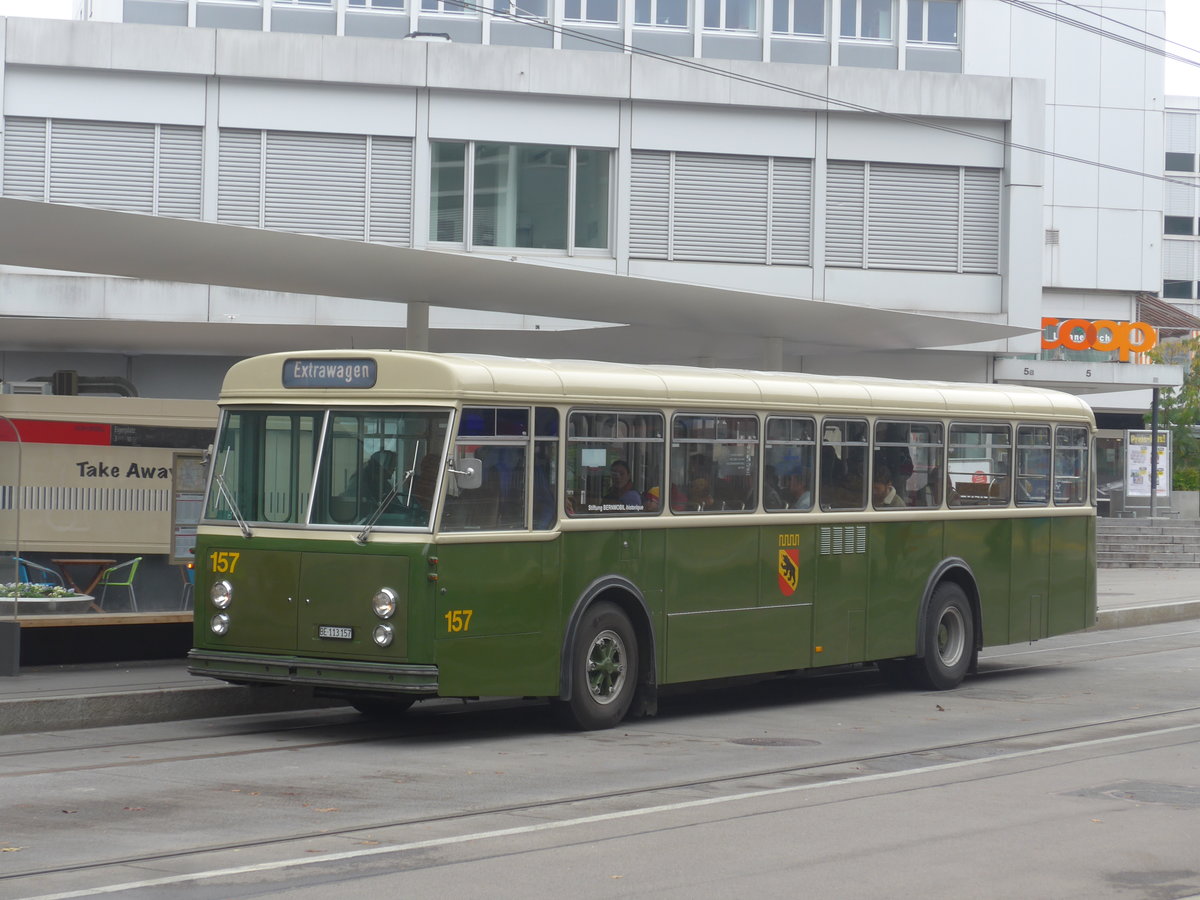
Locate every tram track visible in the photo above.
<box><xmin>4</xmin><ymin>624</ymin><xmax>1199</xmax><ymax>770</ymax></box>
<box><xmin>5</xmin><ymin>702</ymin><xmax>1200</xmax><ymax>889</ymax></box>
<box><xmin>2</xmin><ymin>625</ymin><xmax>1199</xmax><ymax>778</ymax></box>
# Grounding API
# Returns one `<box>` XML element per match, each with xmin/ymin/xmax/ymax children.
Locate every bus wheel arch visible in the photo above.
<box><xmin>910</xmin><ymin>560</ymin><xmax>982</xmax><ymax>690</ymax></box>
<box><xmin>555</xmin><ymin>577</ymin><xmax>658</xmax><ymax>729</ymax></box>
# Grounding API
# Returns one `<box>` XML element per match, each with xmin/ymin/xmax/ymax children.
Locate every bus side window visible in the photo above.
<box><xmin>819</xmin><ymin>419</ymin><xmax>868</xmax><ymax>511</ymax></box>
<box><xmin>442</xmin><ymin>406</ymin><xmax>530</xmax><ymax>531</ymax></box>
<box><xmin>671</xmin><ymin>414</ymin><xmax>758</xmax><ymax>513</ymax></box>
<box><xmin>566</xmin><ymin>410</ymin><xmax>664</xmax><ymax>516</ymax></box>
<box><xmin>532</xmin><ymin>408</ymin><xmax>559</xmax><ymax>530</ymax></box>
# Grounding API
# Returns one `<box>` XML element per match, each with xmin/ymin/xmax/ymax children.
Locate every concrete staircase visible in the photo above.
<box><xmin>1097</xmin><ymin>518</ymin><xmax>1200</xmax><ymax>568</ymax></box>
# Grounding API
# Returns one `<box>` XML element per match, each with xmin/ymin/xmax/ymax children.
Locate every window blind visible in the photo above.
<box><xmin>629</xmin><ymin>149</ymin><xmax>812</xmax><ymax>265</ymax></box>
<box><xmin>1164</xmin><ymin>239</ymin><xmax>1198</xmax><ymax>280</ymax></box>
<box><xmin>4</xmin><ymin>116</ymin><xmax>202</xmax><ymax>219</ymax></box>
<box><xmin>629</xmin><ymin>150</ymin><xmax>671</xmax><ymax>258</ymax></box>
<box><xmin>1167</xmin><ymin>112</ymin><xmax>1198</xmax><ymax>154</ymax></box>
<box><xmin>218</xmin><ymin>128</ymin><xmax>413</xmax><ymax>245</ymax></box>
<box><xmin>825</xmin><ymin>160</ymin><xmax>865</xmax><ymax>267</ymax></box>
<box><xmin>826</xmin><ymin>160</ymin><xmax>1001</xmax><ymax>274</ymax></box>
<box><xmin>2</xmin><ymin>117</ymin><xmax>48</xmax><ymax>201</ymax></box>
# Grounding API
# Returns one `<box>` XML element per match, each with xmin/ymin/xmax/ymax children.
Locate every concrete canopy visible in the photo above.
<box><xmin>0</xmin><ymin>197</ymin><xmax>1029</xmax><ymax>363</ymax></box>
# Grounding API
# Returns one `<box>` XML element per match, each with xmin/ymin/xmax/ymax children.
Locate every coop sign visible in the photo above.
<box><xmin>1041</xmin><ymin>318</ymin><xmax>1157</xmax><ymax>362</ymax></box>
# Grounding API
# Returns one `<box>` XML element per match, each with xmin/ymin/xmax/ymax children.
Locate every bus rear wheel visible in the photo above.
<box><xmin>554</xmin><ymin>601</ymin><xmax>639</xmax><ymax>731</ymax></box>
<box><xmin>908</xmin><ymin>582</ymin><xmax>973</xmax><ymax>691</ymax></box>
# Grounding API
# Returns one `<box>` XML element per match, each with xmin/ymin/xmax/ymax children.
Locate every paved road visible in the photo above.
<box><xmin>3</xmin><ymin>618</ymin><xmax>1199</xmax><ymax>899</ymax></box>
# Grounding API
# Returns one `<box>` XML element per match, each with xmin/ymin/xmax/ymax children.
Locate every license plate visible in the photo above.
<box><xmin>318</xmin><ymin>625</ymin><xmax>353</xmax><ymax>640</ymax></box>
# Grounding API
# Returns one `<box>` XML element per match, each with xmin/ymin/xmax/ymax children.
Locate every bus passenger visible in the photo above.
<box><xmin>642</xmin><ymin>486</ymin><xmax>661</xmax><ymax>512</ymax></box>
<box><xmin>872</xmin><ymin>465</ymin><xmax>906</xmax><ymax>508</ymax></box>
<box><xmin>784</xmin><ymin>471</ymin><xmax>812</xmax><ymax>510</ymax></box>
<box><xmin>763</xmin><ymin>465</ymin><xmax>784</xmax><ymax>510</ymax></box>
<box><xmin>604</xmin><ymin>460</ymin><xmax>643</xmax><ymax>510</ymax></box>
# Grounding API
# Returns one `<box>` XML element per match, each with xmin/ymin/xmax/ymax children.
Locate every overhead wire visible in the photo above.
<box><xmin>1036</xmin><ymin>0</ymin><xmax>1200</xmax><ymax>58</ymax></box>
<box><xmin>994</xmin><ymin>0</ymin><xmax>1200</xmax><ymax>68</ymax></box>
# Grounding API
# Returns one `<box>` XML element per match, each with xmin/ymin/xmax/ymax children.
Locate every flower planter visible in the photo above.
<box><xmin>0</xmin><ymin>584</ymin><xmax>93</xmax><ymax>616</ymax></box>
<box><xmin>0</xmin><ymin>595</ymin><xmax>93</xmax><ymax>616</ymax></box>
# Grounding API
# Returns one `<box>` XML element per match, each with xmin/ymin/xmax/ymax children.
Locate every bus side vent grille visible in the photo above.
<box><xmin>819</xmin><ymin>526</ymin><xmax>867</xmax><ymax>555</ymax></box>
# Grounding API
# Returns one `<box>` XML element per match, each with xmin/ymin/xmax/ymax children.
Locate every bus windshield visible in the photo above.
<box><xmin>204</xmin><ymin>408</ymin><xmax>451</xmax><ymax>529</ymax></box>
<box><xmin>315</xmin><ymin>409</ymin><xmax>450</xmax><ymax>528</ymax></box>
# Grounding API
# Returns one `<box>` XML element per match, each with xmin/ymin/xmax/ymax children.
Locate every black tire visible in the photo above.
<box><xmin>553</xmin><ymin>601</ymin><xmax>639</xmax><ymax>731</ymax></box>
<box><xmin>908</xmin><ymin>582</ymin><xmax>974</xmax><ymax>691</ymax></box>
<box><xmin>350</xmin><ymin>697</ymin><xmax>416</xmax><ymax>718</ymax></box>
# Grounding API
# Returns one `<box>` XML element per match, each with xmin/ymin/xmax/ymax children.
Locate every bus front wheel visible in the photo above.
<box><xmin>554</xmin><ymin>601</ymin><xmax>639</xmax><ymax>730</ymax></box>
<box><xmin>909</xmin><ymin>582</ymin><xmax>974</xmax><ymax>691</ymax></box>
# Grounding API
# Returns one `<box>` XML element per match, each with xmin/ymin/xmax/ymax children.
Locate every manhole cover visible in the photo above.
<box><xmin>730</xmin><ymin>737</ymin><xmax>820</xmax><ymax>747</ymax></box>
<box><xmin>1069</xmin><ymin>782</ymin><xmax>1200</xmax><ymax>808</ymax></box>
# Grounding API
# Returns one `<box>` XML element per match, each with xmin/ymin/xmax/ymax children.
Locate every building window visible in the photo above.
<box><xmin>493</xmin><ymin>0</ymin><xmax>549</xmax><ymax>16</ymax></box>
<box><xmin>635</xmin><ymin>0</ymin><xmax>688</xmax><ymax>27</ymax></box>
<box><xmin>840</xmin><ymin>0</ymin><xmax>892</xmax><ymax>40</ymax></box>
<box><xmin>1166</xmin><ymin>215</ymin><xmax>1198</xmax><ymax>236</ymax></box>
<box><xmin>704</xmin><ymin>0</ymin><xmax>756</xmax><ymax>31</ymax></box>
<box><xmin>429</xmin><ymin>141</ymin><xmax>611</xmax><ymax>252</ymax></box>
<box><xmin>1164</xmin><ymin>280</ymin><xmax>1197</xmax><ymax>300</ymax></box>
<box><xmin>825</xmin><ymin>160</ymin><xmax>1000</xmax><ymax>273</ymax></box>
<box><xmin>430</xmin><ymin>141</ymin><xmax>466</xmax><ymax>243</ymax></box>
<box><xmin>907</xmin><ymin>0</ymin><xmax>957</xmax><ymax>44</ymax></box>
<box><xmin>349</xmin><ymin>0</ymin><xmax>405</xmax><ymax>8</ymax></box>
<box><xmin>564</xmin><ymin>0</ymin><xmax>619</xmax><ymax>23</ymax></box>
<box><xmin>773</xmin><ymin>0</ymin><xmax>823</xmax><ymax>35</ymax></box>
<box><xmin>630</xmin><ymin>150</ymin><xmax>813</xmax><ymax>265</ymax></box>
<box><xmin>274</xmin><ymin>0</ymin><xmax>333</xmax><ymax>5</ymax></box>
<box><xmin>1166</xmin><ymin>152</ymin><xmax>1196</xmax><ymax>172</ymax></box>
<box><xmin>421</xmin><ymin>0</ymin><xmax>473</xmax><ymax>12</ymax></box>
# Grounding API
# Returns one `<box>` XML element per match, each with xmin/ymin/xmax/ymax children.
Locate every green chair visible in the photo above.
<box><xmin>97</xmin><ymin>557</ymin><xmax>142</xmax><ymax>612</ymax></box>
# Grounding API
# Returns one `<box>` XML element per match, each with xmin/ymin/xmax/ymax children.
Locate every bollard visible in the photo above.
<box><xmin>0</xmin><ymin>621</ymin><xmax>18</xmax><ymax>676</ymax></box>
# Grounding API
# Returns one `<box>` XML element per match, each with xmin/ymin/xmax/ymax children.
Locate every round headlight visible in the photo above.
<box><xmin>372</xmin><ymin>623</ymin><xmax>394</xmax><ymax>647</ymax></box>
<box><xmin>371</xmin><ymin>587</ymin><xmax>397</xmax><ymax>619</ymax></box>
<box><xmin>210</xmin><ymin>580</ymin><xmax>233</xmax><ymax>609</ymax></box>
<box><xmin>210</xmin><ymin>613</ymin><xmax>230</xmax><ymax>635</ymax></box>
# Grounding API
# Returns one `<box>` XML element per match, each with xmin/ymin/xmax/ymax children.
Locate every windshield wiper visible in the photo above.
<box><xmin>213</xmin><ymin>471</ymin><xmax>253</xmax><ymax>540</ymax></box>
<box><xmin>356</xmin><ymin>444</ymin><xmax>422</xmax><ymax>545</ymax></box>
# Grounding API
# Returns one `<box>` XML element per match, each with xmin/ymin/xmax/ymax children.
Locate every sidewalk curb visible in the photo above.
<box><xmin>0</xmin><ymin>685</ymin><xmax>340</xmax><ymax>736</ymax></box>
<box><xmin>1092</xmin><ymin>600</ymin><xmax>1200</xmax><ymax>632</ymax></box>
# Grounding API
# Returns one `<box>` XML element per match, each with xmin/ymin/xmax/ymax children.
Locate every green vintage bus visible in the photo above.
<box><xmin>189</xmin><ymin>350</ymin><xmax>1096</xmax><ymax>729</ymax></box>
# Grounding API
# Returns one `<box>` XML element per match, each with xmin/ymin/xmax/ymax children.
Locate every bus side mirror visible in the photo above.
<box><xmin>449</xmin><ymin>458</ymin><xmax>482</xmax><ymax>491</ymax></box>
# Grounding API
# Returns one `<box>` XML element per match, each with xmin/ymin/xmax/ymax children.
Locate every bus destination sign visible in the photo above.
<box><xmin>282</xmin><ymin>358</ymin><xmax>378</xmax><ymax>389</ymax></box>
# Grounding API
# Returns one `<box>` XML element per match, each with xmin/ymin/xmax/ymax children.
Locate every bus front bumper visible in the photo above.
<box><xmin>187</xmin><ymin>650</ymin><xmax>439</xmax><ymax>694</ymax></box>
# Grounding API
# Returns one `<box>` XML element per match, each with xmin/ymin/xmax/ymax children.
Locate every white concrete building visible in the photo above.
<box><xmin>0</xmin><ymin>0</ymin><xmax>1177</xmax><ymax>405</ymax></box>
<box><xmin>1165</xmin><ymin>94</ymin><xmax>1200</xmax><ymax>317</ymax></box>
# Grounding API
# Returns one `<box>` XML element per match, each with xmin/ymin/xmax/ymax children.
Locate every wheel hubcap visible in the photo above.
<box><xmin>936</xmin><ymin>606</ymin><xmax>966</xmax><ymax>668</ymax></box>
<box><xmin>586</xmin><ymin>628</ymin><xmax>627</xmax><ymax>705</ymax></box>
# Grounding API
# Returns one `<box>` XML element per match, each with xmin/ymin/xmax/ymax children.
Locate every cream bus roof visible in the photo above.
<box><xmin>222</xmin><ymin>350</ymin><xmax>1095</xmax><ymax>423</ymax></box>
